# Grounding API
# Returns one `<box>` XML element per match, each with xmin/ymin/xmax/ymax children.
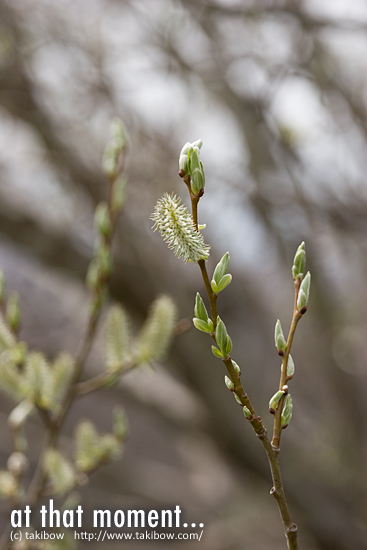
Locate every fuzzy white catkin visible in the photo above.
<box><xmin>151</xmin><ymin>193</ymin><xmax>210</xmax><ymax>263</ymax></box>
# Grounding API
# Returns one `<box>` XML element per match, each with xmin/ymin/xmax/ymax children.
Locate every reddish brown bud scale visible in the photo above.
<box><xmin>178</xmin><ymin>169</ymin><xmax>186</xmax><ymax>178</ymax></box>
<box><xmin>277</xmin><ymin>349</ymin><xmax>284</xmax><ymax>356</ymax></box>
<box><xmin>300</xmin><ymin>306</ymin><xmax>307</xmax><ymax>315</ymax></box>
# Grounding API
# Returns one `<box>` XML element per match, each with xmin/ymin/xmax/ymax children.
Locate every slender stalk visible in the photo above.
<box><xmin>271</xmin><ymin>279</ymin><xmax>302</xmax><ymax>452</ymax></box>
<box><xmin>187</xmin><ymin>189</ymin><xmax>299</xmax><ymax>550</ymax></box>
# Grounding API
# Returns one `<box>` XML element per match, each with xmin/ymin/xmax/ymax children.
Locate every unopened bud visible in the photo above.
<box><xmin>224</xmin><ymin>375</ymin><xmax>234</xmax><ymax>391</ymax></box>
<box><xmin>274</xmin><ymin>320</ymin><xmax>287</xmax><ymax>353</ymax></box>
<box><xmin>269</xmin><ymin>390</ymin><xmax>285</xmax><ymax>414</ymax></box>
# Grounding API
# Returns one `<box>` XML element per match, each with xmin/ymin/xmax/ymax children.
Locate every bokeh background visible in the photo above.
<box><xmin>0</xmin><ymin>0</ymin><xmax>367</xmax><ymax>548</ymax></box>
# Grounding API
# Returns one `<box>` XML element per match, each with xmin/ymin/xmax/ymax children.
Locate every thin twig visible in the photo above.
<box><xmin>187</xmin><ymin>186</ymin><xmax>299</xmax><ymax>550</ymax></box>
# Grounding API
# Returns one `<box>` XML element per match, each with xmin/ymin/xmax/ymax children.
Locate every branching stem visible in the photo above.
<box><xmin>186</xmin><ymin>185</ymin><xmax>299</xmax><ymax>550</ymax></box>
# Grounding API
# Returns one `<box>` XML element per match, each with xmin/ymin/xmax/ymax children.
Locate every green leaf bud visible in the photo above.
<box><xmin>211</xmin><ymin>345</ymin><xmax>223</xmax><ymax>358</ymax></box>
<box><xmin>191</xmin><ymin>167</ymin><xmax>205</xmax><ymax>195</ymax></box>
<box><xmin>194</xmin><ymin>292</ymin><xmax>209</xmax><ymax>323</ymax></box>
<box><xmin>232</xmin><ymin>360</ymin><xmax>241</xmax><ymax>375</ymax></box>
<box><xmin>193</xmin><ymin>318</ymin><xmax>214</xmax><ymax>333</ymax></box>
<box><xmin>297</xmin><ymin>289</ymin><xmax>307</xmax><ymax>310</ymax></box>
<box><xmin>286</xmin><ymin>354</ymin><xmax>295</xmax><ymax>378</ymax></box>
<box><xmin>192</xmin><ymin>139</ymin><xmax>203</xmax><ymax>149</ymax></box>
<box><xmin>189</xmin><ymin>147</ymin><xmax>201</xmax><ymax>172</ymax></box>
<box><xmin>292</xmin><ymin>242</ymin><xmax>306</xmax><ymax>279</ymax></box>
<box><xmin>234</xmin><ymin>393</ymin><xmax>242</xmax><ymax>404</ymax></box>
<box><xmin>224</xmin><ymin>375</ymin><xmax>234</xmax><ymax>391</ymax></box>
<box><xmin>269</xmin><ymin>390</ymin><xmax>285</xmax><ymax>414</ymax></box>
<box><xmin>216</xmin><ymin>273</ymin><xmax>232</xmax><ymax>292</ymax></box>
<box><xmin>180</xmin><ymin>141</ymin><xmax>191</xmax><ymax>157</ymax></box>
<box><xmin>274</xmin><ymin>320</ymin><xmax>287</xmax><ymax>353</ymax></box>
<box><xmin>215</xmin><ymin>317</ymin><xmax>232</xmax><ymax>358</ymax></box>
<box><xmin>179</xmin><ymin>153</ymin><xmax>189</xmax><ymax>175</ymax></box>
<box><xmin>297</xmin><ymin>271</ymin><xmax>311</xmax><ymax>311</ymax></box>
<box><xmin>243</xmin><ymin>406</ymin><xmax>252</xmax><ymax>419</ymax></box>
<box><xmin>6</xmin><ymin>292</ymin><xmax>21</xmax><ymax>332</ymax></box>
<box><xmin>94</xmin><ymin>201</ymin><xmax>112</xmax><ymax>238</ymax></box>
<box><xmin>281</xmin><ymin>394</ymin><xmax>293</xmax><ymax>428</ymax></box>
<box><xmin>211</xmin><ymin>253</ymin><xmax>232</xmax><ymax>293</ymax></box>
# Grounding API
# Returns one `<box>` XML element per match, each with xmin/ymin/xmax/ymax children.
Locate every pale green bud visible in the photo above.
<box><xmin>292</xmin><ymin>245</ymin><xmax>306</xmax><ymax>280</ymax></box>
<box><xmin>269</xmin><ymin>390</ymin><xmax>285</xmax><ymax>414</ymax></box>
<box><xmin>194</xmin><ymin>293</ymin><xmax>209</xmax><ymax>323</ymax></box>
<box><xmin>232</xmin><ymin>360</ymin><xmax>241</xmax><ymax>375</ymax></box>
<box><xmin>94</xmin><ymin>201</ymin><xmax>112</xmax><ymax>238</ymax></box>
<box><xmin>281</xmin><ymin>394</ymin><xmax>293</xmax><ymax>428</ymax></box>
<box><xmin>191</xmin><ymin>167</ymin><xmax>205</xmax><ymax>195</ymax></box>
<box><xmin>189</xmin><ymin>147</ymin><xmax>201</xmax><ymax>172</ymax></box>
<box><xmin>191</xmin><ymin>139</ymin><xmax>203</xmax><ymax>149</ymax></box>
<box><xmin>297</xmin><ymin>271</ymin><xmax>311</xmax><ymax>311</ymax></box>
<box><xmin>193</xmin><ymin>294</ymin><xmax>213</xmax><ymax>333</ymax></box>
<box><xmin>6</xmin><ymin>292</ymin><xmax>21</xmax><ymax>332</ymax></box>
<box><xmin>274</xmin><ymin>320</ymin><xmax>287</xmax><ymax>353</ymax></box>
<box><xmin>193</xmin><ymin>318</ymin><xmax>214</xmax><ymax>333</ymax></box>
<box><xmin>224</xmin><ymin>375</ymin><xmax>234</xmax><ymax>391</ymax></box>
<box><xmin>211</xmin><ymin>345</ymin><xmax>223</xmax><ymax>358</ymax></box>
<box><xmin>179</xmin><ymin>153</ymin><xmax>189</xmax><ymax>175</ymax></box>
<box><xmin>211</xmin><ymin>252</ymin><xmax>232</xmax><ymax>293</ymax></box>
<box><xmin>215</xmin><ymin>317</ymin><xmax>232</xmax><ymax>358</ymax></box>
<box><xmin>180</xmin><ymin>142</ymin><xmax>191</xmax><ymax>156</ymax></box>
<box><xmin>243</xmin><ymin>406</ymin><xmax>252</xmax><ymax>419</ymax></box>
<box><xmin>286</xmin><ymin>354</ymin><xmax>295</xmax><ymax>377</ymax></box>
<box><xmin>234</xmin><ymin>393</ymin><xmax>242</xmax><ymax>404</ymax></box>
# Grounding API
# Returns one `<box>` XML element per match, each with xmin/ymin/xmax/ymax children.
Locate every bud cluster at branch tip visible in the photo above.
<box><xmin>178</xmin><ymin>139</ymin><xmax>205</xmax><ymax>196</ymax></box>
